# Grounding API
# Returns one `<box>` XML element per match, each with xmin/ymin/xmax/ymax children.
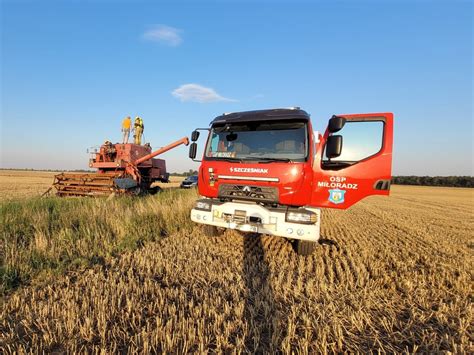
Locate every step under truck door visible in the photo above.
<box><xmin>311</xmin><ymin>112</ymin><xmax>394</xmax><ymax>209</ymax></box>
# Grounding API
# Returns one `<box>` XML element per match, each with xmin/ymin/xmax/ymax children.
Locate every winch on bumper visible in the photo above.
<box><xmin>191</xmin><ymin>199</ymin><xmax>321</xmax><ymax>241</ymax></box>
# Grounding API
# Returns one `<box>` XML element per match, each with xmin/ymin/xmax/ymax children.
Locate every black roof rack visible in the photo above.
<box><xmin>210</xmin><ymin>108</ymin><xmax>310</xmax><ymax>125</ymax></box>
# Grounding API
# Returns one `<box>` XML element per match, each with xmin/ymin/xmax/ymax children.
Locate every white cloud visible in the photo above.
<box><xmin>143</xmin><ymin>25</ymin><xmax>182</xmax><ymax>46</ymax></box>
<box><xmin>172</xmin><ymin>84</ymin><xmax>237</xmax><ymax>103</ymax></box>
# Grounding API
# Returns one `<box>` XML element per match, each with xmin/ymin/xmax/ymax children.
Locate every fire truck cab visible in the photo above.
<box><xmin>189</xmin><ymin>108</ymin><xmax>393</xmax><ymax>255</ymax></box>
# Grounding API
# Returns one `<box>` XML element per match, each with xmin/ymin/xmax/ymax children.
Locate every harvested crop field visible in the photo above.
<box><xmin>1</xmin><ymin>177</ymin><xmax>472</xmax><ymax>353</ymax></box>
<box><xmin>0</xmin><ymin>170</ymin><xmax>57</xmax><ymax>200</ymax></box>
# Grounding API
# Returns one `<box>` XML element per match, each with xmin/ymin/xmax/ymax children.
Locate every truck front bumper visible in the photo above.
<box><xmin>191</xmin><ymin>201</ymin><xmax>321</xmax><ymax>242</ymax></box>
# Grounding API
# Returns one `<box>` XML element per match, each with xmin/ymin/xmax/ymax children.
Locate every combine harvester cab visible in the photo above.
<box><xmin>52</xmin><ymin>138</ymin><xmax>189</xmax><ymax>197</ymax></box>
<box><xmin>188</xmin><ymin>108</ymin><xmax>393</xmax><ymax>255</ymax></box>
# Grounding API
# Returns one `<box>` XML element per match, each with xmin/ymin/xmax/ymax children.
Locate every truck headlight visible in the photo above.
<box><xmin>286</xmin><ymin>210</ymin><xmax>317</xmax><ymax>224</ymax></box>
<box><xmin>195</xmin><ymin>200</ymin><xmax>211</xmax><ymax>211</ymax></box>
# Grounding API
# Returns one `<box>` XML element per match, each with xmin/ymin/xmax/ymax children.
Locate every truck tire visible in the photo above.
<box><xmin>203</xmin><ymin>225</ymin><xmax>221</xmax><ymax>237</ymax></box>
<box><xmin>293</xmin><ymin>240</ymin><xmax>316</xmax><ymax>256</ymax></box>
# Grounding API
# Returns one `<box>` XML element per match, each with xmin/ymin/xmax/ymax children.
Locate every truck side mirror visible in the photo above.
<box><xmin>189</xmin><ymin>143</ymin><xmax>197</xmax><ymax>159</ymax></box>
<box><xmin>191</xmin><ymin>130</ymin><xmax>200</xmax><ymax>142</ymax></box>
<box><xmin>326</xmin><ymin>135</ymin><xmax>343</xmax><ymax>159</ymax></box>
<box><xmin>328</xmin><ymin>115</ymin><xmax>346</xmax><ymax>133</ymax></box>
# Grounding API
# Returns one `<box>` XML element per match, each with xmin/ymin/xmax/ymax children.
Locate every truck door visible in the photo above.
<box><xmin>311</xmin><ymin>112</ymin><xmax>394</xmax><ymax>209</ymax></box>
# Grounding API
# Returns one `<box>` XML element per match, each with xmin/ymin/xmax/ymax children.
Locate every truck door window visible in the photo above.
<box><xmin>323</xmin><ymin>121</ymin><xmax>384</xmax><ymax>164</ymax></box>
<box><xmin>210</xmin><ymin>133</ymin><xmax>219</xmax><ymax>152</ymax></box>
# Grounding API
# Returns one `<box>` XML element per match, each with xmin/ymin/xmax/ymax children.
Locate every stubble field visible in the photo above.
<box><xmin>0</xmin><ymin>171</ymin><xmax>472</xmax><ymax>353</ymax></box>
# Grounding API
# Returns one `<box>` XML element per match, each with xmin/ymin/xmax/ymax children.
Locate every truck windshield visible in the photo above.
<box><xmin>205</xmin><ymin>120</ymin><xmax>308</xmax><ymax>162</ymax></box>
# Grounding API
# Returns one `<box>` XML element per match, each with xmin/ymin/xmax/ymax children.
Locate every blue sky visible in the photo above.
<box><xmin>1</xmin><ymin>0</ymin><xmax>472</xmax><ymax>175</ymax></box>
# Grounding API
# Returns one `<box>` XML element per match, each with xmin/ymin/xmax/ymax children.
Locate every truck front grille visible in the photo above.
<box><xmin>218</xmin><ymin>184</ymin><xmax>278</xmax><ymax>203</ymax></box>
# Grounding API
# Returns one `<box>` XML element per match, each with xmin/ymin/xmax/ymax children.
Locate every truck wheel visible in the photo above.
<box><xmin>293</xmin><ymin>240</ymin><xmax>316</xmax><ymax>256</ymax></box>
<box><xmin>203</xmin><ymin>225</ymin><xmax>222</xmax><ymax>237</ymax></box>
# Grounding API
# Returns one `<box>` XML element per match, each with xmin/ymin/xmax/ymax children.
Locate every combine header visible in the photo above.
<box><xmin>50</xmin><ymin>137</ymin><xmax>189</xmax><ymax>197</ymax></box>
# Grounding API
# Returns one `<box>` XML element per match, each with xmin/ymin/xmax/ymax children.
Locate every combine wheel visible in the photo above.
<box><xmin>129</xmin><ymin>187</ymin><xmax>142</xmax><ymax>196</ymax></box>
<box><xmin>149</xmin><ymin>186</ymin><xmax>162</xmax><ymax>195</ymax></box>
<box><xmin>293</xmin><ymin>240</ymin><xmax>317</xmax><ymax>256</ymax></box>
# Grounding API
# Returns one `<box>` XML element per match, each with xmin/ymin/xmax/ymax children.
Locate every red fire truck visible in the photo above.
<box><xmin>188</xmin><ymin>108</ymin><xmax>393</xmax><ymax>255</ymax></box>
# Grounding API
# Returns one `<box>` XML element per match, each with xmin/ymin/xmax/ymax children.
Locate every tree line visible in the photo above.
<box><xmin>392</xmin><ymin>176</ymin><xmax>473</xmax><ymax>188</ymax></box>
<box><xmin>169</xmin><ymin>172</ymin><xmax>473</xmax><ymax>187</ymax></box>
<box><xmin>1</xmin><ymin>168</ymin><xmax>472</xmax><ymax>187</ymax></box>
<box><xmin>171</xmin><ymin>170</ymin><xmax>199</xmax><ymax>177</ymax></box>
<box><xmin>169</xmin><ymin>173</ymin><xmax>473</xmax><ymax>187</ymax></box>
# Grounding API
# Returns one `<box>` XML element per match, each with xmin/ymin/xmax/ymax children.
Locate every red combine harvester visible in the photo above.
<box><xmin>52</xmin><ymin>137</ymin><xmax>189</xmax><ymax>196</ymax></box>
<box><xmin>188</xmin><ymin>108</ymin><xmax>393</xmax><ymax>255</ymax></box>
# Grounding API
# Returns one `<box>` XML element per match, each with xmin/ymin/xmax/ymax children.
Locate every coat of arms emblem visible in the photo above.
<box><xmin>328</xmin><ymin>189</ymin><xmax>346</xmax><ymax>204</ymax></box>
